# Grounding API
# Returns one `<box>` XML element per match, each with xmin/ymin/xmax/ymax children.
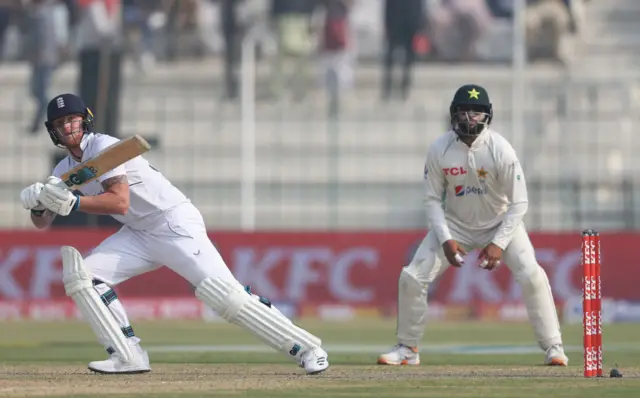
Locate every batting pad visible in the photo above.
<box><xmin>61</xmin><ymin>246</ymin><xmax>134</xmax><ymax>363</ymax></box>
<box><xmin>195</xmin><ymin>278</ymin><xmax>321</xmax><ymax>360</ymax></box>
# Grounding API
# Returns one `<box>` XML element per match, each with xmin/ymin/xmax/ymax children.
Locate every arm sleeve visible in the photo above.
<box><xmin>491</xmin><ymin>148</ymin><xmax>528</xmax><ymax>250</ymax></box>
<box><xmin>423</xmin><ymin>147</ymin><xmax>453</xmax><ymax>245</ymax></box>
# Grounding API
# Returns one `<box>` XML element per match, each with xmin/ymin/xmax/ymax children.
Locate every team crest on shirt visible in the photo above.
<box><xmin>476</xmin><ymin>167</ymin><xmax>488</xmax><ymax>181</ymax></box>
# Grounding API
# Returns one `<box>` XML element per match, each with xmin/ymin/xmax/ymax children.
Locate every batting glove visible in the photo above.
<box><xmin>38</xmin><ymin>177</ymin><xmax>79</xmax><ymax>216</ymax></box>
<box><xmin>20</xmin><ymin>182</ymin><xmax>45</xmax><ymax>210</ymax></box>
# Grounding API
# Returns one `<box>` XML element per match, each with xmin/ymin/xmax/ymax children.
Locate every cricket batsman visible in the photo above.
<box><xmin>377</xmin><ymin>85</ymin><xmax>568</xmax><ymax>366</ymax></box>
<box><xmin>19</xmin><ymin>93</ymin><xmax>329</xmax><ymax>375</ymax></box>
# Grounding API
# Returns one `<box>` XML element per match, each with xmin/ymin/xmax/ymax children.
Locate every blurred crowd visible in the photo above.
<box><xmin>0</xmin><ymin>0</ymin><xmax>588</xmax><ymax>127</ymax></box>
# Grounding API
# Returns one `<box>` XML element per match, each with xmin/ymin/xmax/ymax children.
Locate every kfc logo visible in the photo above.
<box><xmin>231</xmin><ymin>246</ymin><xmax>379</xmax><ymax>302</ymax></box>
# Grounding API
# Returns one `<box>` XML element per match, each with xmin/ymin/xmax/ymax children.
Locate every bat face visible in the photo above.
<box><xmin>60</xmin><ymin>135</ymin><xmax>151</xmax><ymax>190</ymax></box>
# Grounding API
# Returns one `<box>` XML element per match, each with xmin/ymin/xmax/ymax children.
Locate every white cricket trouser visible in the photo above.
<box><xmin>85</xmin><ymin>203</ymin><xmax>235</xmax><ymax>287</ymax></box>
<box><xmin>77</xmin><ymin>202</ymin><xmax>324</xmax><ymax>365</ymax></box>
<box><xmin>83</xmin><ymin>202</ymin><xmax>235</xmax><ymax>348</ymax></box>
<box><xmin>396</xmin><ymin>223</ymin><xmax>562</xmax><ymax>350</ymax></box>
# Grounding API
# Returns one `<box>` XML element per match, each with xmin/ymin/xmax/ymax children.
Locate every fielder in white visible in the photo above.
<box><xmin>377</xmin><ymin>85</ymin><xmax>568</xmax><ymax>367</ymax></box>
<box><xmin>19</xmin><ymin>93</ymin><xmax>329</xmax><ymax>375</ymax></box>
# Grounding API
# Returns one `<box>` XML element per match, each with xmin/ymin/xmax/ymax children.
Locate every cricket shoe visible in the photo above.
<box><xmin>299</xmin><ymin>347</ymin><xmax>329</xmax><ymax>375</ymax></box>
<box><xmin>88</xmin><ymin>344</ymin><xmax>151</xmax><ymax>374</ymax></box>
<box><xmin>377</xmin><ymin>344</ymin><xmax>420</xmax><ymax>365</ymax></box>
<box><xmin>544</xmin><ymin>344</ymin><xmax>568</xmax><ymax>366</ymax></box>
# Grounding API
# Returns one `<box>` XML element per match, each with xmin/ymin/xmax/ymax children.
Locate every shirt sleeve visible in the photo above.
<box><xmin>423</xmin><ymin>146</ymin><xmax>453</xmax><ymax>245</ymax></box>
<box><xmin>491</xmin><ymin>146</ymin><xmax>528</xmax><ymax>250</ymax></box>
<box><xmin>52</xmin><ymin>160</ymin><xmax>65</xmax><ymax>179</ymax></box>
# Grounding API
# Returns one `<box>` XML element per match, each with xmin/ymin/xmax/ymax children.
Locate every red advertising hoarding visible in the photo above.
<box><xmin>0</xmin><ymin>230</ymin><xmax>636</xmax><ymax>317</ymax></box>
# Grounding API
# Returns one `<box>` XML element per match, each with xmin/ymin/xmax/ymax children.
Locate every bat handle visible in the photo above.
<box><xmin>57</xmin><ymin>181</ymin><xmax>73</xmax><ymax>191</ymax></box>
<box><xmin>47</xmin><ymin>176</ymin><xmax>73</xmax><ymax>192</ymax></box>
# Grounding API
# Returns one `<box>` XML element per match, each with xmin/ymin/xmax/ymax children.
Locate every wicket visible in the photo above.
<box><xmin>581</xmin><ymin>230</ymin><xmax>603</xmax><ymax>378</ymax></box>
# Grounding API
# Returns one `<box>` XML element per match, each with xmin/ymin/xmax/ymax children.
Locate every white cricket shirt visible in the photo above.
<box><xmin>423</xmin><ymin>128</ymin><xmax>528</xmax><ymax>250</ymax></box>
<box><xmin>52</xmin><ymin>133</ymin><xmax>189</xmax><ymax>229</ymax></box>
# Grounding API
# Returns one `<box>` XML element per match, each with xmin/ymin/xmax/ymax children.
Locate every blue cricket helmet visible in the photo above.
<box><xmin>45</xmin><ymin>93</ymin><xmax>95</xmax><ymax>147</ymax></box>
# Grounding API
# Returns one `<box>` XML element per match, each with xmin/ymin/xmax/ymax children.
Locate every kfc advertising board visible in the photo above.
<box><xmin>0</xmin><ymin>230</ymin><xmax>637</xmax><ymax>311</ymax></box>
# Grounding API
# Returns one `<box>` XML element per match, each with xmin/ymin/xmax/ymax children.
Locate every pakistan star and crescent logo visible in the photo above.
<box><xmin>477</xmin><ymin>167</ymin><xmax>488</xmax><ymax>179</ymax></box>
<box><xmin>468</xmin><ymin>88</ymin><xmax>480</xmax><ymax>99</ymax></box>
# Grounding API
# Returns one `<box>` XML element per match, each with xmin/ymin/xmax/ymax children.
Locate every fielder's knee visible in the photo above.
<box><xmin>399</xmin><ymin>267</ymin><xmax>427</xmax><ymax>295</ymax></box>
<box><xmin>514</xmin><ymin>262</ymin><xmax>549</xmax><ymax>290</ymax></box>
<box><xmin>403</xmin><ymin>253</ymin><xmax>438</xmax><ymax>285</ymax></box>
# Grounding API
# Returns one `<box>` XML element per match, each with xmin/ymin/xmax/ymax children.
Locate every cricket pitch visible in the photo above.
<box><xmin>0</xmin><ymin>320</ymin><xmax>638</xmax><ymax>398</ymax></box>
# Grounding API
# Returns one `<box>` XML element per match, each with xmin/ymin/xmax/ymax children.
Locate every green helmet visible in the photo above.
<box><xmin>449</xmin><ymin>84</ymin><xmax>493</xmax><ymax>137</ymax></box>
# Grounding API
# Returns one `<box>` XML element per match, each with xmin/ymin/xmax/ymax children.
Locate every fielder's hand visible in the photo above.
<box><xmin>478</xmin><ymin>243</ymin><xmax>502</xmax><ymax>270</ymax></box>
<box><xmin>20</xmin><ymin>182</ymin><xmax>45</xmax><ymax>210</ymax></box>
<box><xmin>442</xmin><ymin>240</ymin><xmax>467</xmax><ymax>268</ymax></box>
<box><xmin>38</xmin><ymin>176</ymin><xmax>79</xmax><ymax>216</ymax></box>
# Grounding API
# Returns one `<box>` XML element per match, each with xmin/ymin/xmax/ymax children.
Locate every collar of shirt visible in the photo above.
<box><xmin>67</xmin><ymin>132</ymin><xmax>94</xmax><ymax>162</ymax></box>
<box><xmin>80</xmin><ymin>132</ymin><xmax>93</xmax><ymax>152</ymax></box>
<box><xmin>466</xmin><ymin>128</ymin><xmax>490</xmax><ymax>151</ymax></box>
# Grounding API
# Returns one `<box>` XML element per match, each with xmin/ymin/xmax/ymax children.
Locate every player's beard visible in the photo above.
<box><xmin>453</xmin><ymin>111</ymin><xmax>489</xmax><ymax>137</ymax></box>
<box><xmin>56</xmin><ymin>128</ymin><xmax>84</xmax><ymax>155</ymax></box>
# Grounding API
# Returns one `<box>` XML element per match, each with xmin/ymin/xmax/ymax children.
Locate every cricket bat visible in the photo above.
<box><xmin>61</xmin><ymin>135</ymin><xmax>151</xmax><ymax>190</ymax></box>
